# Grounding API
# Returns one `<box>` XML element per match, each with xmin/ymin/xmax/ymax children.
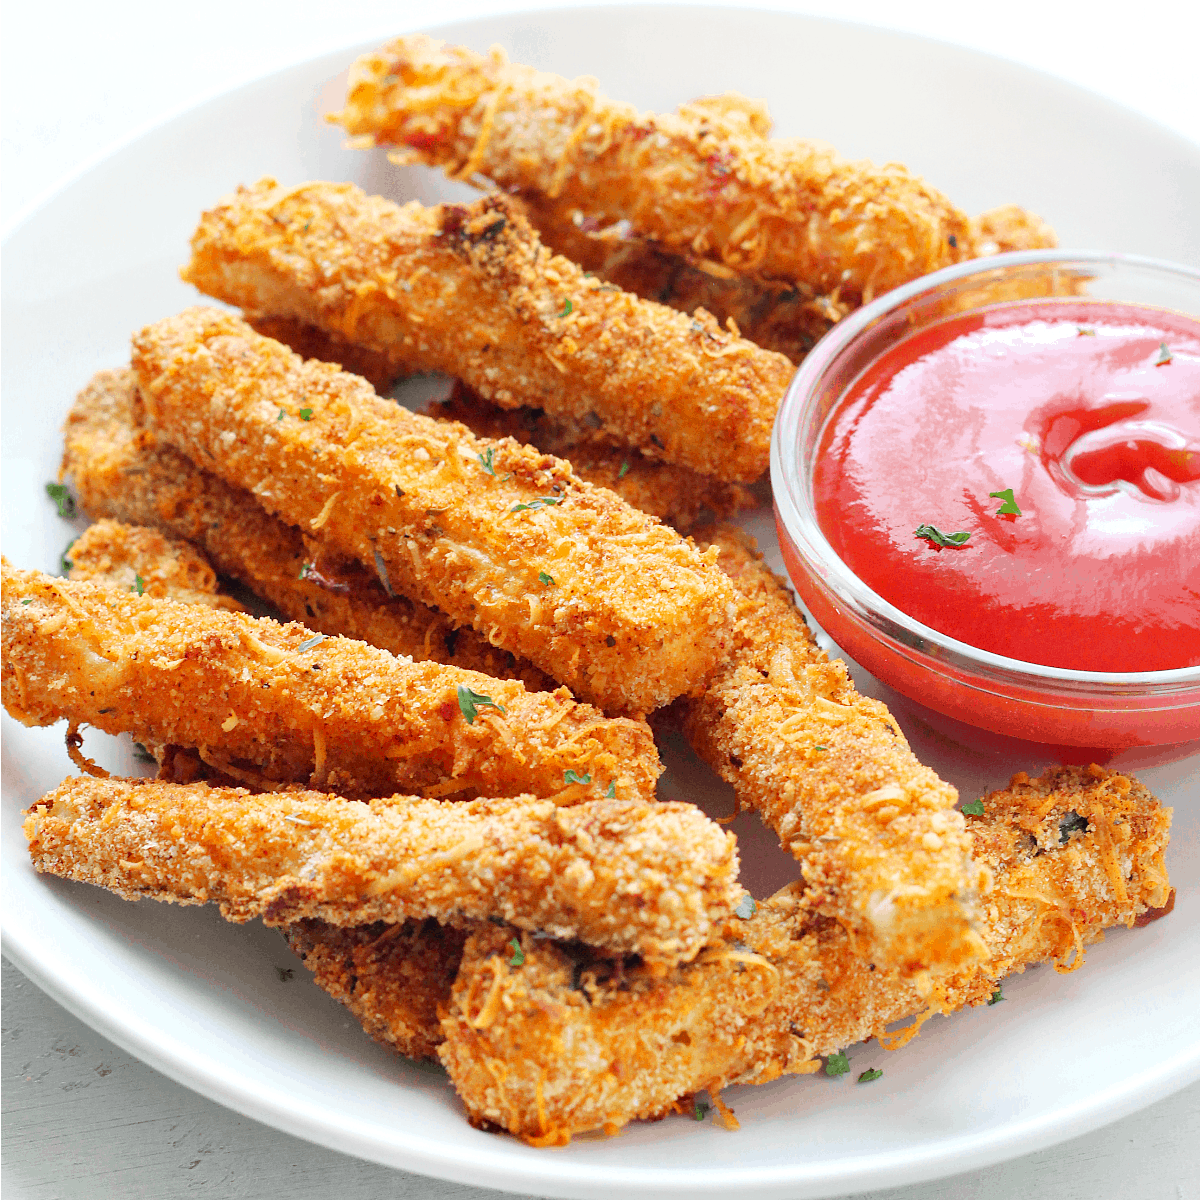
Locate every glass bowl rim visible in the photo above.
<box><xmin>769</xmin><ymin>247</ymin><xmax>1200</xmax><ymax>692</ymax></box>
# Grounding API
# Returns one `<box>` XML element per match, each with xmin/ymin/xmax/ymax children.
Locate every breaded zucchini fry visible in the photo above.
<box><xmin>62</xmin><ymin>367</ymin><xmax>552</xmax><ymax>690</ymax></box>
<box><xmin>511</xmin><ymin>193</ymin><xmax>847</xmax><ymax>364</ymax></box>
<box><xmin>181</xmin><ymin>181</ymin><xmax>793</xmax><ymax>483</ymax></box>
<box><xmin>429</xmin><ymin>384</ymin><xmax>754</xmax><ymax>532</ymax></box>
<box><xmin>1</xmin><ymin>562</ymin><xmax>660</xmax><ymax>802</ymax></box>
<box><xmin>24</xmin><ymin>778</ymin><xmax>739</xmax><ymax>964</ymax></box>
<box><xmin>131</xmin><ymin>308</ymin><xmax>737</xmax><ymax>712</ymax></box>
<box><xmin>439</xmin><ymin>766</ymin><xmax>1172</xmax><ymax>1141</ymax></box>
<box><xmin>332</xmin><ymin>36</ymin><xmax>972</xmax><ymax>300</ymax></box>
<box><xmin>284</xmin><ymin>919</ymin><xmax>467</xmax><ymax>1061</ymax></box>
<box><xmin>67</xmin><ymin>518</ymin><xmax>244</xmax><ymax>611</ymax></box>
<box><xmin>681</xmin><ymin>526</ymin><xmax>984</xmax><ymax>975</ymax></box>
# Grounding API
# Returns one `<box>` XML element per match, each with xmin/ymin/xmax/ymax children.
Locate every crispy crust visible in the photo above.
<box><xmin>429</xmin><ymin>384</ymin><xmax>754</xmax><ymax>532</ymax></box>
<box><xmin>23</xmin><ymin>778</ymin><xmax>739</xmax><ymax>962</ymax></box>
<box><xmin>438</xmin><ymin>766</ymin><xmax>1172</xmax><ymax>1140</ymax></box>
<box><xmin>332</xmin><ymin>36</ymin><xmax>972</xmax><ymax>300</ymax></box>
<box><xmin>131</xmin><ymin>307</ymin><xmax>737</xmax><ymax>713</ymax></box>
<box><xmin>181</xmin><ymin>181</ymin><xmax>793</xmax><ymax>483</ymax></box>
<box><xmin>67</xmin><ymin>518</ymin><xmax>245</xmax><ymax>611</ymax></box>
<box><xmin>62</xmin><ymin>367</ymin><xmax>553</xmax><ymax>691</ymax></box>
<box><xmin>1</xmin><ymin>561</ymin><xmax>660</xmax><ymax>802</ymax></box>
<box><xmin>680</xmin><ymin>526</ymin><xmax>984</xmax><ymax>975</ymax></box>
<box><xmin>283</xmin><ymin>919</ymin><xmax>467</xmax><ymax>1061</ymax></box>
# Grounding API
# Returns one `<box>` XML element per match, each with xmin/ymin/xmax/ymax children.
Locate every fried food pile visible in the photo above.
<box><xmin>3</xmin><ymin>32</ymin><xmax>1175</xmax><ymax>1147</ymax></box>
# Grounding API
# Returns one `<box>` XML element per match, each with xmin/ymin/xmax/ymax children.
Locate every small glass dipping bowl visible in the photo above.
<box><xmin>771</xmin><ymin>250</ymin><xmax>1200</xmax><ymax>749</ymax></box>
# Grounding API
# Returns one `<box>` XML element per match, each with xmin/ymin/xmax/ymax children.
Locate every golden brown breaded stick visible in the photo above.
<box><xmin>680</xmin><ymin>526</ymin><xmax>984</xmax><ymax>976</ymax></box>
<box><xmin>181</xmin><ymin>180</ymin><xmax>793</xmax><ymax>483</ymax></box>
<box><xmin>1</xmin><ymin>562</ymin><xmax>660</xmax><ymax>802</ymax></box>
<box><xmin>284</xmin><ymin>919</ymin><xmax>467</xmax><ymax>1061</ymax></box>
<box><xmin>332</xmin><ymin>36</ymin><xmax>972</xmax><ymax>300</ymax></box>
<box><xmin>24</xmin><ymin>778</ymin><xmax>740</xmax><ymax>964</ymax></box>
<box><xmin>438</xmin><ymin>766</ymin><xmax>1172</xmax><ymax>1141</ymax></box>
<box><xmin>67</xmin><ymin>518</ymin><xmax>244</xmax><ymax>611</ymax></box>
<box><xmin>131</xmin><ymin>308</ymin><xmax>737</xmax><ymax>712</ymax></box>
<box><xmin>62</xmin><ymin>368</ymin><xmax>552</xmax><ymax>691</ymax></box>
<box><xmin>511</xmin><ymin>193</ymin><xmax>848</xmax><ymax>365</ymax></box>
<box><xmin>429</xmin><ymin>385</ymin><xmax>754</xmax><ymax>532</ymax></box>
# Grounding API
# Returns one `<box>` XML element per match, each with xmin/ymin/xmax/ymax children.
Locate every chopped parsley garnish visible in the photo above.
<box><xmin>988</xmin><ymin>488</ymin><xmax>1022</xmax><ymax>516</ymax></box>
<box><xmin>1156</xmin><ymin>342</ymin><xmax>1172</xmax><ymax>366</ymax></box>
<box><xmin>508</xmin><ymin>937</ymin><xmax>525</xmax><ymax>967</ymax></box>
<box><xmin>45</xmin><ymin>482</ymin><xmax>76</xmax><ymax>519</ymax></box>
<box><xmin>510</xmin><ymin>497</ymin><xmax>561</xmax><ymax>514</ymax></box>
<box><xmin>857</xmin><ymin>1068</ymin><xmax>883</xmax><ymax>1083</ymax></box>
<box><xmin>277</xmin><ymin>408</ymin><xmax>286</xmax><ymax>421</ymax></box>
<box><xmin>961</xmin><ymin>798</ymin><xmax>985</xmax><ymax>816</ymax></box>
<box><xmin>299</xmin><ymin>562</ymin><xmax>314</xmax><ymax>580</ymax></box>
<box><xmin>618</xmin><ymin>460</ymin><xmax>630</xmax><ymax>479</ymax></box>
<box><xmin>988</xmin><ymin>988</ymin><xmax>1005</xmax><ymax>1005</ymax></box>
<box><xmin>477</xmin><ymin>448</ymin><xmax>497</xmax><ymax>476</ymax></box>
<box><xmin>131</xmin><ymin>574</ymin><xmax>145</xmax><ymax>596</ymax></box>
<box><xmin>693</xmin><ymin>1099</ymin><xmax>709</xmax><ymax>1121</ymax></box>
<box><xmin>564</xmin><ymin>770</ymin><xmax>592</xmax><ymax>786</ymax></box>
<box><xmin>457</xmin><ymin>684</ymin><xmax>506</xmax><ymax>724</ymax></box>
<box><xmin>298</xmin><ymin>407</ymin><xmax>314</xmax><ymax>420</ymax></box>
<box><xmin>824</xmin><ymin>1051</ymin><xmax>851</xmax><ymax>1077</ymax></box>
<box><xmin>60</xmin><ymin>539</ymin><xmax>76</xmax><ymax>575</ymax></box>
<box><xmin>538</xmin><ymin>570</ymin><xmax>555</xmax><ymax>585</ymax></box>
<box><xmin>814</xmin><ymin>745</ymin><xmax>827</xmax><ymax>752</ymax></box>
<box><xmin>297</xmin><ymin>633</ymin><xmax>327</xmax><ymax>652</ymax></box>
<box><xmin>20</xmin><ymin>598</ymin><xmax>33</xmax><ymax>605</ymax></box>
<box><xmin>914</xmin><ymin>523</ymin><xmax>970</xmax><ymax>548</ymax></box>
<box><xmin>734</xmin><ymin>895</ymin><xmax>757</xmax><ymax>919</ymax></box>
<box><xmin>604</xmin><ymin>781</ymin><xmax>616</xmax><ymax>798</ymax></box>
<box><xmin>559</xmin><ymin>299</ymin><xmax>573</xmax><ymax>318</ymax></box>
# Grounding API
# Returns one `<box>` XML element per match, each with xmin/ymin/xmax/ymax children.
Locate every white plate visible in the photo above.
<box><xmin>2</xmin><ymin>7</ymin><xmax>1198</xmax><ymax>1199</ymax></box>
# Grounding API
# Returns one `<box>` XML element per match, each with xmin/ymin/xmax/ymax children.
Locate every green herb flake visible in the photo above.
<box><xmin>298</xmin><ymin>407</ymin><xmax>314</xmax><ymax>421</ymax></box>
<box><xmin>559</xmin><ymin>298</ymin><xmax>574</xmax><ymax>318</ymax></box>
<box><xmin>45</xmin><ymin>482</ymin><xmax>76</xmax><ymax>519</ymax></box>
<box><xmin>988</xmin><ymin>987</ymin><xmax>1005</xmax><ymax>1006</ymax></box>
<box><xmin>277</xmin><ymin>408</ymin><xmax>286</xmax><ymax>421</ymax></box>
<box><xmin>60</xmin><ymin>540</ymin><xmax>77</xmax><ymax>575</ymax></box>
<box><xmin>298</xmin><ymin>562</ymin><xmax>314</xmax><ymax>580</ymax></box>
<box><xmin>20</xmin><ymin>598</ymin><xmax>33</xmax><ymax>605</ymax></box>
<box><xmin>914</xmin><ymin>523</ymin><xmax>971</xmax><ymax>548</ymax></box>
<box><xmin>824</xmin><ymin>1051</ymin><xmax>852</xmax><ymax>1077</ymax></box>
<box><xmin>618</xmin><ymin>460</ymin><xmax>630</xmax><ymax>479</ymax></box>
<box><xmin>508</xmin><ymin>937</ymin><xmax>525</xmax><ymax>967</ymax></box>
<box><xmin>988</xmin><ymin>488</ymin><xmax>1022</xmax><ymax>516</ymax></box>
<box><xmin>564</xmin><ymin>770</ymin><xmax>592</xmax><ymax>786</ymax></box>
<box><xmin>857</xmin><ymin>1068</ymin><xmax>884</xmax><ymax>1083</ymax></box>
<box><xmin>538</xmin><ymin>570</ymin><xmax>555</xmax><ymax>586</ymax></box>
<box><xmin>131</xmin><ymin>574</ymin><xmax>145</xmax><ymax>596</ymax></box>
<box><xmin>814</xmin><ymin>745</ymin><xmax>827</xmax><ymax>752</ymax></box>
<box><xmin>457</xmin><ymin>683</ymin><xmax>507</xmax><ymax>725</ymax></box>
<box><xmin>961</xmin><ymin>798</ymin><xmax>985</xmax><ymax>816</ymax></box>
<box><xmin>693</xmin><ymin>1099</ymin><xmax>709</xmax><ymax>1121</ymax></box>
<box><xmin>510</xmin><ymin>497</ymin><xmax>562</xmax><ymax>514</ymax></box>
<box><xmin>604</xmin><ymin>781</ymin><xmax>616</xmax><ymax>799</ymax></box>
<box><xmin>1156</xmin><ymin>342</ymin><xmax>1173</xmax><ymax>366</ymax></box>
<box><xmin>477</xmin><ymin>448</ymin><xmax>497</xmax><ymax>476</ymax></box>
<box><xmin>734</xmin><ymin>895</ymin><xmax>757</xmax><ymax>920</ymax></box>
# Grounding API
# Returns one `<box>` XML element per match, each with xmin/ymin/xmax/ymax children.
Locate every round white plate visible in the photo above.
<box><xmin>2</xmin><ymin>7</ymin><xmax>1198</xmax><ymax>1198</ymax></box>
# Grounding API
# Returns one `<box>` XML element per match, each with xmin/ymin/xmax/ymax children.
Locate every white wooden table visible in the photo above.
<box><xmin>4</xmin><ymin>2</ymin><xmax>1198</xmax><ymax>1197</ymax></box>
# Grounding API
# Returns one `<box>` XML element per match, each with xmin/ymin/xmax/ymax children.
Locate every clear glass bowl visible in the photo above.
<box><xmin>771</xmin><ymin>250</ymin><xmax>1200</xmax><ymax>749</ymax></box>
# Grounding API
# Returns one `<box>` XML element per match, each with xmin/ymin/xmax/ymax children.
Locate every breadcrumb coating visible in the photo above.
<box><xmin>131</xmin><ymin>307</ymin><xmax>737</xmax><ymax>712</ymax></box>
<box><xmin>67</xmin><ymin>518</ymin><xmax>244</xmax><ymax>611</ymax></box>
<box><xmin>23</xmin><ymin>778</ymin><xmax>740</xmax><ymax>963</ymax></box>
<box><xmin>284</xmin><ymin>919</ymin><xmax>467</xmax><ymax>1061</ymax></box>
<box><xmin>438</xmin><ymin>766</ymin><xmax>1172</xmax><ymax>1141</ymax></box>
<box><xmin>62</xmin><ymin>367</ymin><xmax>552</xmax><ymax>690</ymax></box>
<box><xmin>430</xmin><ymin>384</ymin><xmax>754</xmax><ymax>532</ymax></box>
<box><xmin>1</xmin><ymin>562</ymin><xmax>660</xmax><ymax>802</ymax></box>
<box><xmin>680</xmin><ymin>526</ymin><xmax>984</xmax><ymax>976</ymax></box>
<box><xmin>332</xmin><ymin>36</ymin><xmax>972</xmax><ymax>300</ymax></box>
<box><xmin>181</xmin><ymin>180</ymin><xmax>793</xmax><ymax>483</ymax></box>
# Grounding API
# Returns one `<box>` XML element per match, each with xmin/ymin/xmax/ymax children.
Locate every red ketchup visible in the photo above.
<box><xmin>812</xmin><ymin>301</ymin><xmax>1200</xmax><ymax>673</ymax></box>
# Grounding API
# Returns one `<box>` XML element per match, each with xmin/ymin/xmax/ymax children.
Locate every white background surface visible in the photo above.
<box><xmin>3</xmin><ymin>2</ymin><xmax>1199</xmax><ymax>1198</ymax></box>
